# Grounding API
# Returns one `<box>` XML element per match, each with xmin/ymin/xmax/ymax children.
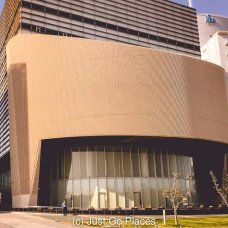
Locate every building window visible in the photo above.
<box><xmin>49</xmin><ymin>145</ymin><xmax>196</xmax><ymax>209</ymax></box>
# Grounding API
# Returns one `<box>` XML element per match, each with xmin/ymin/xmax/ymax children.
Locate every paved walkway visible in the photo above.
<box><xmin>1</xmin><ymin>211</ymin><xmax>228</xmax><ymax>228</ymax></box>
<box><xmin>0</xmin><ymin>212</ymin><xmax>71</xmax><ymax>228</ymax></box>
<box><xmin>0</xmin><ymin>222</ymin><xmax>13</xmax><ymax>228</ymax></box>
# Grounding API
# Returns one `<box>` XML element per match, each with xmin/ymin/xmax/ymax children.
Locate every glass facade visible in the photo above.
<box><xmin>50</xmin><ymin>145</ymin><xmax>196</xmax><ymax>209</ymax></box>
<box><xmin>0</xmin><ymin>171</ymin><xmax>11</xmax><ymax>192</ymax></box>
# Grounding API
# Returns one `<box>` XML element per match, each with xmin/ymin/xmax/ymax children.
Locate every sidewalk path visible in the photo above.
<box><xmin>0</xmin><ymin>222</ymin><xmax>14</xmax><ymax>228</ymax></box>
<box><xmin>0</xmin><ymin>212</ymin><xmax>71</xmax><ymax>228</ymax></box>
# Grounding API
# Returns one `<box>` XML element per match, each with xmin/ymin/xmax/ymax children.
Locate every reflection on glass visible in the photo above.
<box><xmin>116</xmin><ymin>178</ymin><xmax>125</xmax><ymax>208</ymax></box>
<box><xmin>132</xmin><ymin>148</ymin><xmax>140</xmax><ymax>177</ymax></box>
<box><xmin>125</xmin><ymin>178</ymin><xmax>134</xmax><ymax>208</ymax></box>
<box><xmin>87</xmin><ymin>146</ymin><xmax>97</xmax><ymax>178</ymax></box>
<box><xmin>107</xmin><ymin>179</ymin><xmax>116</xmax><ymax>208</ymax></box>
<box><xmin>155</xmin><ymin>152</ymin><xmax>162</xmax><ymax>177</ymax></box>
<box><xmin>106</xmin><ymin>147</ymin><xmax>114</xmax><ymax>177</ymax></box>
<box><xmin>122</xmin><ymin>147</ymin><xmax>131</xmax><ymax>177</ymax></box>
<box><xmin>162</xmin><ymin>152</ymin><xmax>169</xmax><ymax>177</ymax></box>
<box><xmin>90</xmin><ymin>179</ymin><xmax>98</xmax><ymax>208</ymax></box>
<box><xmin>140</xmin><ymin>147</ymin><xmax>148</xmax><ymax>177</ymax></box>
<box><xmin>142</xmin><ymin>178</ymin><xmax>150</xmax><ymax>208</ymax></box>
<box><xmin>81</xmin><ymin>179</ymin><xmax>89</xmax><ymax>209</ymax></box>
<box><xmin>148</xmin><ymin>150</ymin><xmax>156</xmax><ymax>177</ymax></box>
<box><xmin>58</xmin><ymin>180</ymin><xmax>65</xmax><ymax>206</ymax></box>
<box><xmin>80</xmin><ymin>148</ymin><xmax>87</xmax><ymax>178</ymax></box>
<box><xmin>73</xmin><ymin>179</ymin><xmax>81</xmax><ymax>208</ymax></box>
<box><xmin>65</xmin><ymin>180</ymin><xmax>73</xmax><ymax>207</ymax></box>
<box><xmin>72</xmin><ymin>147</ymin><xmax>80</xmax><ymax>178</ymax></box>
<box><xmin>59</xmin><ymin>151</ymin><xmax>64</xmax><ymax>179</ymax></box>
<box><xmin>65</xmin><ymin>149</ymin><xmax>72</xmax><ymax>179</ymax></box>
<box><xmin>114</xmin><ymin>147</ymin><xmax>123</xmax><ymax>177</ymax></box>
<box><xmin>50</xmin><ymin>181</ymin><xmax>57</xmax><ymax>206</ymax></box>
<box><xmin>97</xmin><ymin>146</ymin><xmax>105</xmax><ymax>177</ymax></box>
<box><xmin>150</xmin><ymin>179</ymin><xmax>158</xmax><ymax>208</ymax></box>
<box><xmin>50</xmin><ymin>145</ymin><xmax>196</xmax><ymax>209</ymax></box>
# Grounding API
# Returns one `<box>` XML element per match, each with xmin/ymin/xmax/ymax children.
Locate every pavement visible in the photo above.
<box><xmin>0</xmin><ymin>212</ymin><xmax>164</xmax><ymax>228</ymax></box>
<box><xmin>0</xmin><ymin>212</ymin><xmax>71</xmax><ymax>228</ymax></box>
<box><xmin>0</xmin><ymin>212</ymin><xmax>167</xmax><ymax>227</ymax></box>
<box><xmin>0</xmin><ymin>222</ymin><xmax>13</xmax><ymax>228</ymax></box>
<box><xmin>1</xmin><ymin>211</ymin><xmax>228</xmax><ymax>228</ymax></box>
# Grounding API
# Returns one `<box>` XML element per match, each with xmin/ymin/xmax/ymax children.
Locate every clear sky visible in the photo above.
<box><xmin>173</xmin><ymin>0</ymin><xmax>228</xmax><ymax>16</ymax></box>
<box><xmin>0</xmin><ymin>0</ymin><xmax>227</xmax><ymax>16</ymax></box>
<box><xmin>0</xmin><ymin>0</ymin><xmax>4</xmax><ymax>14</ymax></box>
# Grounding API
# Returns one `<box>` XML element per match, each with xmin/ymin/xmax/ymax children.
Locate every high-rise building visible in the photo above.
<box><xmin>201</xmin><ymin>31</ymin><xmax>228</xmax><ymax>92</ymax></box>
<box><xmin>19</xmin><ymin>0</ymin><xmax>200</xmax><ymax>57</ymax></box>
<box><xmin>197</xmin><ymin>13</ymin><xmax>228</xmax><ymax>46</ymax></box>
<box><xmin>197</xmin><ymin>14</ymin><xmax>228</xmax><ymax>97</ymax></box>
<box><xmin>197</xmin><ymin>14</ymin><xmax>228</xmax><ymax>210</ymax></box>
<box><xmin>1</xmin><ymin>1</ymin><xmax>228</xmax><ymax>210</ymax></box>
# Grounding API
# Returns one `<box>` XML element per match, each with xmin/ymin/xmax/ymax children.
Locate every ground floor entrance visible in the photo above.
<box><xmin>37</xmin><ymin>136</ymin><xmax>228</xmax><ymax>209</ymax></box>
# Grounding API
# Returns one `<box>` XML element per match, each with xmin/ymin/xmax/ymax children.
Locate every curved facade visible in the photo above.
<box><xmin>6</xmin><ymin>34</ymin><xmax>228</xmax><ymax>208</ymax></box>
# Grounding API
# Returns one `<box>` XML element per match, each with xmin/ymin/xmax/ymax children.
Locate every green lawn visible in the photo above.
<box><xmin>123</xmin><ymin>217</ymin><xmax>228</xmax><ymax>227</ymax></box>
<box><xmin>155</xmin><ymin>216</ymin><xmax>228</xmax><ymax>228</ymax></box>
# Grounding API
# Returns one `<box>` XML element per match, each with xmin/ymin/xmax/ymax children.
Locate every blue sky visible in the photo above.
<box><xmin>0</xmin><ymin>0</ymin><xmax>227</xmax><ymax>16</ymax></box>
<box><xmin>173</xmin><ymin>0</ymin><xmax>228</xmax><ymax>16</ymax></box>
<box><xmin>0</xmin><ymin>0</ymin><xmax>4</xmax><ymax>14</ymax></box>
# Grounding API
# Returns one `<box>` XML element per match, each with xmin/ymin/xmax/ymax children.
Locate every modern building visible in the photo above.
<box><xmin>197</xmin><ymin>14</ymin><xmax>228</xmax><ymax>97</ymax></box>
<box><xmin>197</xmin><ymin>14</ymin><xmax>228</xmax><ymax>207</ymax></box>
<box><xmin>7</xmin><ymin>34</ymin><xmax>228</xmax><ymax>209</ymax></box>
<box><xmin>1</xmin><ymin>1</ymin><xmax>228</xmax><ymax>210</ymax></box>
<box><xmin>0</xmin><ymin>0</ymin><xmax>202</xmax><ymax>164</ymax></box>
<box><xmin>201</xmin><ymin>31</ymin><xmax>228</xmax><ymax>93</ymax></box>
<box><xmin>197</xmin><ymin>13</ymin><xmax>228</xmax><ymax>46</ymax></box>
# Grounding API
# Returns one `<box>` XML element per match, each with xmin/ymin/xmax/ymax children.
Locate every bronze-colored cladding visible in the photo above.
<box><xmin>0</xmin><ymin>0</ymin><xmax>21</xmax><ymax>157</ymax></box>
<box><xmin>0</xmin><ymin>0</ymin><xmax>20</xmax><ymax>48</ymax></box>
<box><xmin>7</xmin><ymin>34</ymin><xmax>228</xmax><ymax>207</ymax></box>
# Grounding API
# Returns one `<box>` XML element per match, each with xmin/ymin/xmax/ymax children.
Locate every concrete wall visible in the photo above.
<box><xmin>7</xmin><ymin>34</ymin><xmax>228</xmax><ymax>208</ymax></box>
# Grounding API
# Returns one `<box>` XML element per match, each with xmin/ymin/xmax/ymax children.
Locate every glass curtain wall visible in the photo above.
<box><xmin>0</xmin><ymin>171</ymin><xmax>11</xmax><ymax>192</ymax></box>
<box><xmin>50</xmin><ymin>146</ymin><xmax>196</xmax><ymax>209</ymax></box>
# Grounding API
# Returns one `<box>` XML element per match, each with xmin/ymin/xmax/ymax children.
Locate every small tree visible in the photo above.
<box><xmin>209</xmin><ymin>170</ymin><xmax>228</xmax><ymax>206</ymax></box>
<box><xmin>163</xmin><ymin>173</ymin><xmax>187</xmax><ymax>225</ymax></box>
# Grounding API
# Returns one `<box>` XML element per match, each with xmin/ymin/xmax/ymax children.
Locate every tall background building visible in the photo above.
<box><xmin>197</xmin><ymin>12</ymin><xmax>228</xmax><ymax>209</ymax></box>
<box><xmin>19</xmin><ymin>0</ymin><xmax>200</xmax><ymax>56</ymax></box>
<box><xmin>197</xmin><ymin>13</ymin><xmax>228</xmax><ymax>46</ymax></box>
<box><xmin>1</xmin><ymin>0</ymin><xmax>228</xmax><ymax>210</ymax></box>
<box><xmin>197</xmin><ymin>14</ymin><xmax>228</xmax><ymax>97</ymax></box>
<box><xmin>201</xmin><ymin>31</ymin><xmax>228</xmax><ymax>94</ymax></box>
